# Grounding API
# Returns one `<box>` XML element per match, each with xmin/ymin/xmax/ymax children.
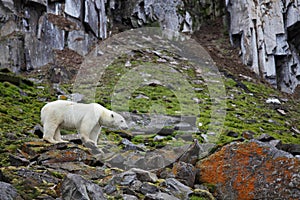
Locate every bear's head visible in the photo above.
<box><xmin>109</xmin><ymin>111</ymin><xmax>128</xmax><ymax>130</ymax></box>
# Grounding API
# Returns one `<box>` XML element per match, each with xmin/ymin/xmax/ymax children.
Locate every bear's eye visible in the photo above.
<box><xmin>121</xmin><ymin>120</ymin><xmax>124</xmax><ymax>123</ymax></box>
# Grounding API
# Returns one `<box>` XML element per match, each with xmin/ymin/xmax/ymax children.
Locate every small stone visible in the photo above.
<box><xmin>157</xmin><ymin>128</ymin><xmax>174</xmax><ymax>136</ymax></box>
<box><xmin>123</xmin><ymin>194</ymin><xmax>139</xmax><ymax>200</ymax></box>
<box><xmin>145</xmin><ymin>192</ymin><xmax>180</xmax><ymax>200</ymax></box>
<box><xmin>269</xmin><ymin>140</ymin><xmax>282</xmax><ymax>147</ymax></box>
<box><xmin>103</xmin><ymin>184</ymin><xmax>117</xmax><ymax>195</ymax></box>
<box><xmin>140</xmin><ymin>182</ymin><xmax>159</xmax><ymax>195</ymax></box>
<box><xmin>276</xmin><ymin>143</ymin><xmax>300</xmax><ymax>156</ymax></box>
<box><xmin>174</xmin><ymin>123</ymin><xmax>191</xmax><ymax>131</ymax></box>
<box><xmin>157</xmin><ymin>58</ymin><xmax>167</xmax><ymax>63</ymax></box>
<box><xmin>257</xmin><ymin>134</ymin><xmax>275</xmax><ymax>142</ymax></box>
<box><xmin>106</xmin><ymin>154</ymin><xmax>125</xmax><ymax>168</ymax></box>
<box><xmin>291</xmin><ymin>127</ymin><xmax>300</xmax><ymax>135</ymax></box>
<box><xmin>266</xmin><ymin>98</ymin><xmax>281</xmax><ymax>104</ymax></box>
<box><xmin>177</xmin><ymin>139</ymin><xmax>201</xmax><ymax>165</ymax></box>
<box><xmin>121</xmin><ymin>139</ymin><xmax>144</xmax><ymax>151</ymax></box>
<box><xmin>242</xmin><ymin>130</ymin><xmax>255</xmax><ymax>140</ymax></box>
<box><xmin>154</xmin><ymin>135</ymin><xmax>166</xmax><ymax>141</ymax></box>
<box><xmin>227</xmin><ymin>131</ymin><xmax>239</xmax><ymax>138</ymax></box>
<box><xmin>135</xmin><ymin>94</ymin><xmax>149</xmax><ymax>99</ymax></box>
<box><xmin>277</xmin><ymin>109</ymin><xmax>287</xmax><ymax>116</ymax></box>
<box><xmin>129</xmin><ymin>168</ymin><xmax>158</xmax><ymax>183</ymax></box>
<box><xmin>163</xmin><ymin>178</ymin><xmax>193</xmax><ymax>199</ymax></box>
<box><xmin>125</xmin><ymin>60</ymin><xmax>132</xmax><ymax>67</ymax></box>
<box><xmin>121</xmin><ymin>172</ymin><xmax>136</xmax><ymax>186</ymax></box>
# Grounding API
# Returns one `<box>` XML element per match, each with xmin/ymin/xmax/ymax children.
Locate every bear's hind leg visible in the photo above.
<box><xmin>43</xmin><ymin>122</ymin><xmax>60</xmax><ymax>144</ymax></box>
<box><xmin>54</xmin><ymin>128</ymin><xmax>68</xmax><ymax>143</ymax></box>
<box><xmin>89</xmin><ymin>124</ymin><xmax>101</xmax><ymax>146</ymax></box>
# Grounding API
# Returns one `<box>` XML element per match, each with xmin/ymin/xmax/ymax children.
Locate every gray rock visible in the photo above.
<box><xmin>84</xmin><ymin>0</ymin><xmax>99</xmax><ymax>37</ymax></box>
<box><xmin>106</xmin><ymin>154</ymin><xmax>125</xmax><ymax>168</ymax></box>
<box><xmin>17</xmin><ymin>168</ymin><xmax>59</xmax><ymax>185</ymax></box>
<box><xmin>67</xmin><ymin>30</ymin><xmax>97</xmax><ymax>56</ymax></box>
<box><xmin>121</xmin><ymin>138</ymin><xmax>144</xmax><ymax>151</ymax></box>
<box><xmin>65</xmin><ymin>0</ymin><xmax>82</xmax><ymax>18</ymax></box>
<box><xmin>277</xmin><ymin>143</ymin><xmax>300</xmax><ymax>156</ymax></box>
<box><xmin>103</xmin><ymin>184</ymin><xmax>117</xmax><ymax>195</ymax></box>
<box><xmin>0</xmin><ymin>35</ymin><xmax>25</xmax><ymax>72</ymax></box>
<box><xmin>122</xmin><ymin>194</ymin><xmax>139</xmax><ymax>200</ymax></box>
<box><xmin>177</xmin><ymin>139</ymin><xmax>200</xmax><ymax>165</ymax></box>
<box><xmin>251</xmin><ymin>139</ymin><xmax>294</xmax><ymax>159</ymax></box>
<box><xmin>9</xmin><ymin>154</ymin><xmax>30</xmax><ymax>167</ymax></box>
<box><xmin>0</xmin><ymin>181</ymin><xmax>21</xmax><ymax>200</ymax></box>
<box><xmin>0</xmin><ymin>19</ymin><xmax>18</xmax><ymax>37</ymax></box>
<box><xmin>27</xmin><ymin>0</ymin><xmax>47</xmax><ymax>6</ymax></box>
<box><xmin>25</xmin><ymin>32</ymin><xmax>54</xmax><ymax>69</ymax></box>
<box><xmin>256</xmin><ymin>133</ymin><xmax>275</xmax><ymax>142</ymax></box>
<box><xmin>172</xmin><ymin>161</ymin><xmax>196</xmax><ymax>187</ymax></box>
<box><xmin>1</xmin><ymin>0</ymin><xmax>16</xmax><ymax>14</ymax></box>
<box><xmin>140</xmin><ymin>182</ymin><xmax>159</xmax><ymax>195</ymax></box>
<box><xmin>162</xmin><ymin>178</ymin><xmax>193</xmax><ymax>200</ymax></box>
<box><xmin>145</xmin><ymin>192</ymin><xmax>180</xmax><ymax>200</ymax></box>
<box><xmin>144</xmin><ymin>153</ymin><xmax>165</xmax><ymax>170</ymax></box>
<box><xmin>61</xmin><ymin>173</ymin><xmax>106</xmax><ymax>200</ymax></box>
<box><xmin>97</xmin><ymin>0</ymin><xmax>107</xmax><ymax>39</ymax></box>
<box><xmin>39</xmin><ymin>14</ymin><xmax>65</xmax><ymax>50</ymax></box>
<box><xmin>129</xmin><ymin>168</ymin><xmax>158</xmax><ymax>183</ymax></box>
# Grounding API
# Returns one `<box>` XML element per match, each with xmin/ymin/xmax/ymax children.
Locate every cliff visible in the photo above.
<box><xmin>227</xmin><ymin>0</ymin><xmax>300</xmax><ymax>93</ymax></box>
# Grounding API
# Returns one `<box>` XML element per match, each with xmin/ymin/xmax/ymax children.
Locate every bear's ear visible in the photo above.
<box><xmin>111</xmin><ymin>113</ymin><xmax>114</xmax><ymax>118</ymax></box>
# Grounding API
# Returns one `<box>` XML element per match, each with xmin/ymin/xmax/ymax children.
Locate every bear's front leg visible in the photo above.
<box><xmin>89</xmin><ymin>124</ymin><xmax>101</xmax><ymax>146</ymax></box>
<box><xmin>79</xmin><ymin>123</ymin><xmax>95</xmax><ymax>145</ymax></box>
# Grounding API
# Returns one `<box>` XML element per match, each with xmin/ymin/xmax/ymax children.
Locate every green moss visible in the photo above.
<box><xmin>189</xmin><ymin>196</ymin><xmax>209</xmax><ymax>200</ymax></box>
<box><xmin>49</xmin><ymin>170</ymin><xmax>65</xmax><ymax>179</ymax></box>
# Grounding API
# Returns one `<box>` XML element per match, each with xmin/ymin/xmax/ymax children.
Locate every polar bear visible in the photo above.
<box><xmin>40</xmin><ymin>100</ymin><xmax>128</xmax><ymax>145</ymax></box>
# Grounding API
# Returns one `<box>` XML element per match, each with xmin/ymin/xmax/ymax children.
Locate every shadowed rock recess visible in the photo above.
<box><xmin>0</xmin><ymin>0</ymin><xmax>300</xmax><ymax>200</ymax></box>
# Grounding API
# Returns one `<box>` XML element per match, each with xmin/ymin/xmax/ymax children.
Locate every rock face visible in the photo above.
<box><xmin>227</xmin><ymin>0</ymin><xmax>300</xmax><ymax>93</ymax></box>
<box><xmin>108</xmin><ymin>0</ymin><xmax>224</xmax><ymax>33</ymax></box>
<box><xmin>0</xmin><ymin>0</ymin><xmax>226</xmax><ymax>73</ymax></box>
<box><xmin>0</xmin><ymin>0</ymin><xmax>107</xmax><ymax>71</ymax></box>
<box><xmin>196</xmin><ymin>140</ymin><xmax>300</xmax><ymax>199</ymax></box>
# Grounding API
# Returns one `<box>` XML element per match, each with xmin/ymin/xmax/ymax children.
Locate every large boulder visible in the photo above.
<box><xmin>196</xmin><ymin>140</ymin><xmax>300</xmax><ymax>199</ymax></box>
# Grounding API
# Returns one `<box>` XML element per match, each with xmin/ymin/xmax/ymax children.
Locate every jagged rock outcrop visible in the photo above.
<box><xmin>0</xmin><ymin>0</ymin><xmax>107</xmax><ymax>71</ymax></box>
<box><xmin>108</xmin><ymin>0</ymin><xmax>225</xmax><ymax>33</ymax></box>
<box><xmin>227</xmin><ymin>0</ymin><xmax>300</xmax><ymax>93</ymax></box>
<box><xmin>0</xmin><ymin>0</ymin><xmax>226</xmax><ymax>74</ymax></box>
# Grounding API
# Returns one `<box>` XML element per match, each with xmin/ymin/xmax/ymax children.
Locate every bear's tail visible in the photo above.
<box><xmin>40</xmin><ymin>105</ymin><xmax>47</xmax><ymax>125</ymax></box>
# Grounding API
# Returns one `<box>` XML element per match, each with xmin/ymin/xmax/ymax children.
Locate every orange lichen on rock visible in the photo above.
<box><xmin>196</xmin><ymin>141</ymin><xmax>300</xmax><ymax>200</ymax></box>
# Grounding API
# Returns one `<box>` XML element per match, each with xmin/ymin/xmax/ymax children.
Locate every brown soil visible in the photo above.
<box><xmin>192</xmin><ymin>18</ymin><xmax>259</xmax><ymax>81</ymax></box>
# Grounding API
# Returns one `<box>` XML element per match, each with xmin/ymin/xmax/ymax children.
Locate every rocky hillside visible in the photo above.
<box><xmin>0</xmin><ymin>0</ymin><xmax>300</xmax><ymax>200</ymax></box>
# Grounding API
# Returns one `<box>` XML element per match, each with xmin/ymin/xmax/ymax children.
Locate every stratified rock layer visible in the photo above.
<box><xmin>227</xmin><ymin>0</ymin><xmax>300</xmax><ymax>93</ymax></box>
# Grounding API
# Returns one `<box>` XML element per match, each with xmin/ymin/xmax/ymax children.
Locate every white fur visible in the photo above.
<box><xmin>41</xmin><ymin>100</ymin><xmax>128</xmax><ymax>145</ymax></box>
